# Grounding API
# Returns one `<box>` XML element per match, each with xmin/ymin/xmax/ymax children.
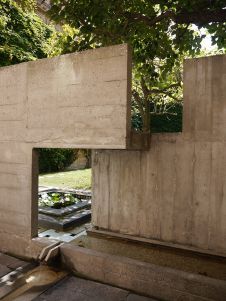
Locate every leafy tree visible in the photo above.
<box><xmin>50</xmin><ymin>0</ymin><xmax>226</xmax><ymax>131</ymax></box>
<box><xmin>38</xmin><ymin>148</ymin><xmax>77</xmax><ymax>173</ymax></box>
<box><xmin>47</xmin><ymin>24</ymin><xmax>85</xmax><ymax>56</ymax></box>
<box><xmin>17</xmin><ymin>0</ymin><xmax>36</xmax><ymax>11</ymax></box>
<box><xmin>0</xmin><ymin>0</ymin><xmax>54</xmax><ymax>67</ymax></box>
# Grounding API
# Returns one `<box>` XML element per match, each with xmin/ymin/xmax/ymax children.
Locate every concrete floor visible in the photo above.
<box><xmin>33</xmin><ymin>276</ymin><xmax>156</xmax><ymax>301</ymax></box>
<box><xmin>0</xmin><ymin>253</ymin><xmax>156</xmax><ymax>301</ymax></box>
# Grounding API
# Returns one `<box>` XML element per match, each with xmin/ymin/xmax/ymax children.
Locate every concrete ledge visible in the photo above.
<box><xmin>60</xmin><ymin>243</ymin><xmax>226</xmax><ymax>301</ymax></box>
<box><xmin>0</xmin><ymin>233</ymin><xmax>59</xmax><ymax>261</ymax></box>
<box><xmin>88</xmin><ymin>228</ymin><xmax>226</xmax><ymax>259</ymax></box>
<box><xmin>127</xmin><ymin>131</ymin><xmax>150</xmax><ymax>150</ymax></box>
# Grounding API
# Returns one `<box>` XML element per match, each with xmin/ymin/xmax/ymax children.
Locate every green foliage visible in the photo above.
<box><xmin>38</xmin><ymin>149</ymin><xmax>76</xmax><ymax>173</ymax></box>
<box><xmin>132</xmin><ymin>102</ymin><xmax>183</xmax><ymax>132</ymax></box>
<box><xmin>50</xmin><ymin>0</ymin><xmax>226</xmax><ymax>131</ymax></box>
<box><xmin>0</xmin><ymin>0</ymin><xmax>54</xmax><ymax>67</ymax></box>
<box><xmin>39</xmin><ymin>192</ymin><xmax>79</xmax><ymax>208</ymax></box>
<box><xmin>1</xmin><ymin>0</ymin><xmax>225</xmax><ymax>138</ymax></box>
<box><xmin>17</xmin><ymin>0</ymin><xmax>36</xmax><ymax>11</ymax></box>
<box><xmin>0</xmin><ymin>2</ymin><xmax>87</xmax><ymax>174</ymax></box>
<box><xmin>50</xmin><ymin>1</ymin><xmax>226</xmax><ymax>73</ymax></box>
<box><xmin>151</xmin><ymin>104</ymin><xmax>183</xmax><ymax>133</ymax></box>
<box><xmin>48</xmin><ymin>24</ymin><xmax>93</xmax><ymax>57</ymax></box>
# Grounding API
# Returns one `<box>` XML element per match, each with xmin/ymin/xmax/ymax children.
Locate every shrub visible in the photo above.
<box><xmin>38</xmin><ymin>148</ymin><xmax>76</xmax><ymax>173</ymax></box>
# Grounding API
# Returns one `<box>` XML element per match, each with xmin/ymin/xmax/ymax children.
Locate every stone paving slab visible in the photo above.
<box><xmin>127</xmin><ymin>295</ymin><xmax>156</xmax><ymax>301</ymax></box>
<box><xmin>0</xmin><ymin>253</ymin><xmax>28</xmax><ymax>270</ymax></box>
<box><xmin>0</xmin><ymin>253</ymin><xmax>36</xmax><ymax>299</ymax></box>
<box><xmin>39</xmin><ymin>228</ymin><xmax>86</xmax><ymax>243</ymax></box>
<box><xmin>33</xmin><ymin>276</ymin><xmax>157</xmax><ymax>301</ymax></box>
<box><xmin>0</xmin><ymin>264</ymin><xmax>11</xmax><ymax>277</ymax></box>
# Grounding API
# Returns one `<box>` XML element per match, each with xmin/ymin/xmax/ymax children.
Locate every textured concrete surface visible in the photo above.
<box><xmin>0</xmin><ymin>44</ymin><xmax>137</xmax><ymax>257</ymax></box>
<box><xmin>0</xmin><ymin>264</ymin><xmax>10</xmax><ymax>278</ymax></box>
<box><xmin>0</xmin><ymin>253</ymin><xmax>156</xmax><ymax>301</ymax></box>
<box><xmin>0</xmin><ymin>253</ymin><xmax>34</xmax><ymax>299</ymax></box>
<box><xmin>0</xmin><ymin>44</ymin><xmax>132</xmax><ymax>149</ymax></box>
<box><xmin>0</xmin><ymin>253</ymin><xmax>29</xmax><ymax>271</ymax></box>
<box><xmin>0</xmin><ymin>49</ymin><xmax>226</xmax><ymax>300</ymax></box>
<box><xmin>60</xmin><ymin>243</ymin><xmax>226</xmax><ymax>301</ymax></box>
<box><xmin>33</xmin><ymin>276</ymin><xmax>156</xmax><ymax>301</ymax></box>
<box><xmin>72</xmin><ymin>234</ymin><xmax>226</xmax><ymax>281</ymax></box>
<box><xmin>92</xmin><ymin>54</ymin><xmax>226</xmax><ymax>255</ymax></box>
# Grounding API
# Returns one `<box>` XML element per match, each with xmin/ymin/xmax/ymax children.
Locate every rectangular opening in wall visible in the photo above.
<box><xmin>35</xmin><ymin>148</ymin><xmax>92</xmax><ymax>242</ymax></box>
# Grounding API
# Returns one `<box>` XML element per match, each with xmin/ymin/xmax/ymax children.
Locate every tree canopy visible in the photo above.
<box><xmin>50</xmin><ymin>1</ymin><xmax>226</xmax><ymax>51</ymax></box>
<box><xmin>0</xmin><ymin>0</ymin><xmax>78</xmax><ymax>171</ymax></box>
<box><xmin>50</xmin><ymin>0</ymin><xmax>226</xmax><ymax>131</ymax></box>
<box><xmin>1</xmin><ymin>0</ymin><xmax>225</xmax><ymax>131</ymax></box>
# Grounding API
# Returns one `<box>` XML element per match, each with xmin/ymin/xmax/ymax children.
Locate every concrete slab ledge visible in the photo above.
<box><xmin>88</xmin><ymin>228</ymin><xmax>226</xmax><ymax>259</ymax></box>
<box><xmin>127</xmin><ymin>131</ymin><xmax>150</xmax><ymax>150</ymax></box>
<box><xmin>39</xmin><ymin>200</ymin><xmax>91</xmax><ymax>217</ymax></box>
<box><xmin>0</xmin><ymin>234</ymin><xmax>60</xmax><ymax>261</ymax></box>
<box><xmin>60</xmin><ymin>243</ymin><xmax>226</xmax><ymax>301</ymax></box>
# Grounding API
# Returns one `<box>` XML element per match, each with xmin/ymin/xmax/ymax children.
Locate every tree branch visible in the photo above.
<box><xmin>146</xmin><ymin>82</ymin><xmax>180</xmax><ymax>95</ymax></box>
<box><xmin>175</xmin><ymin>8</ymin><xmax>226</xmax><ymax>26</ymax></box>
<box><xmin>124</xmin><ymin>10</ymin><xmax>174</xmax><ymax>27</ymax></box>
<box><xmin>123</xmin><ymin>8</ymin><xmax>226</xmax><ymax>28</ymax></box>
<box><xmin>132</xmin><ymin>90</ymin><xmax>145</xmax><ymax>120</ymax></box>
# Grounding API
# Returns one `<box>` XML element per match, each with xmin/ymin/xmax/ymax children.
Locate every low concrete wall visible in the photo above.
<box><xmin>61</xmin><ymin>243</ymin><xmax>226</xmax><ymax>301</ymax></box>
<box><xmin>92</xmin><ymin>54</ymin><xmax>226</xmax><ymax>254</ymax></box>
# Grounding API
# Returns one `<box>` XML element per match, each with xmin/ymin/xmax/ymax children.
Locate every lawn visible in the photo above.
<box><xmin>39</xmin><ymin>168</ymin><xmax>92</xmax><ymax>190</ymax></box>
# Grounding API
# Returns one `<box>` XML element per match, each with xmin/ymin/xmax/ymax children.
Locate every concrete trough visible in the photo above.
<box><xmin>60</xmin><ymin>233</ymin><xmax>226</xmax><ymax>301</ymax></box>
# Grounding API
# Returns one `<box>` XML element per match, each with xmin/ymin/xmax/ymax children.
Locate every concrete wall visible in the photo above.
<box><xmin>1</xmin><ymin>48</ymin><xmax>225</xmax><ymax>258</ymax></box>
<box><xmin>92</xmin><ymin>54</ymin><xmax>226</xmax><ymax>254</ymax></box>
<box><xmin>0</xmin><ymin>44</ymin><xmax>132</xmax><ymax>149</ymax></box>
<box><xmin>0</xmin><ymin>44</ymin><xmax>136</xmax><ymax>257</ymax></box>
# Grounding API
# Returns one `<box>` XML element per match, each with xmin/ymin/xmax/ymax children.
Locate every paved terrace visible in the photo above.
<box><xmin>0</xmin><ymin>253</ymin><xmax>156</xmax><ymax>301</ymax></box>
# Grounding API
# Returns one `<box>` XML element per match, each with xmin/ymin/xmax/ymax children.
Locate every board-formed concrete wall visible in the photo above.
<box><xmin>92</xmin><ymin>54</ymin><xmax>226</xmax><ymax>255</ymax></box>
<box><xmin>0</xmin><ymin>44</ymin><xmax>132</xmax><ymax>149</ymax></box>
<box><xmin>0</xmin><ymin>44</ymin><xmax>138</xmax><ymax>257</ymax></box>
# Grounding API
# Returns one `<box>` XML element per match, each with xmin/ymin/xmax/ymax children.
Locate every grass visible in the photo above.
<box><xmin>39</xmin><ymin>168</ymin><xmax>92</xmax><ymax>190</ymax></box>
